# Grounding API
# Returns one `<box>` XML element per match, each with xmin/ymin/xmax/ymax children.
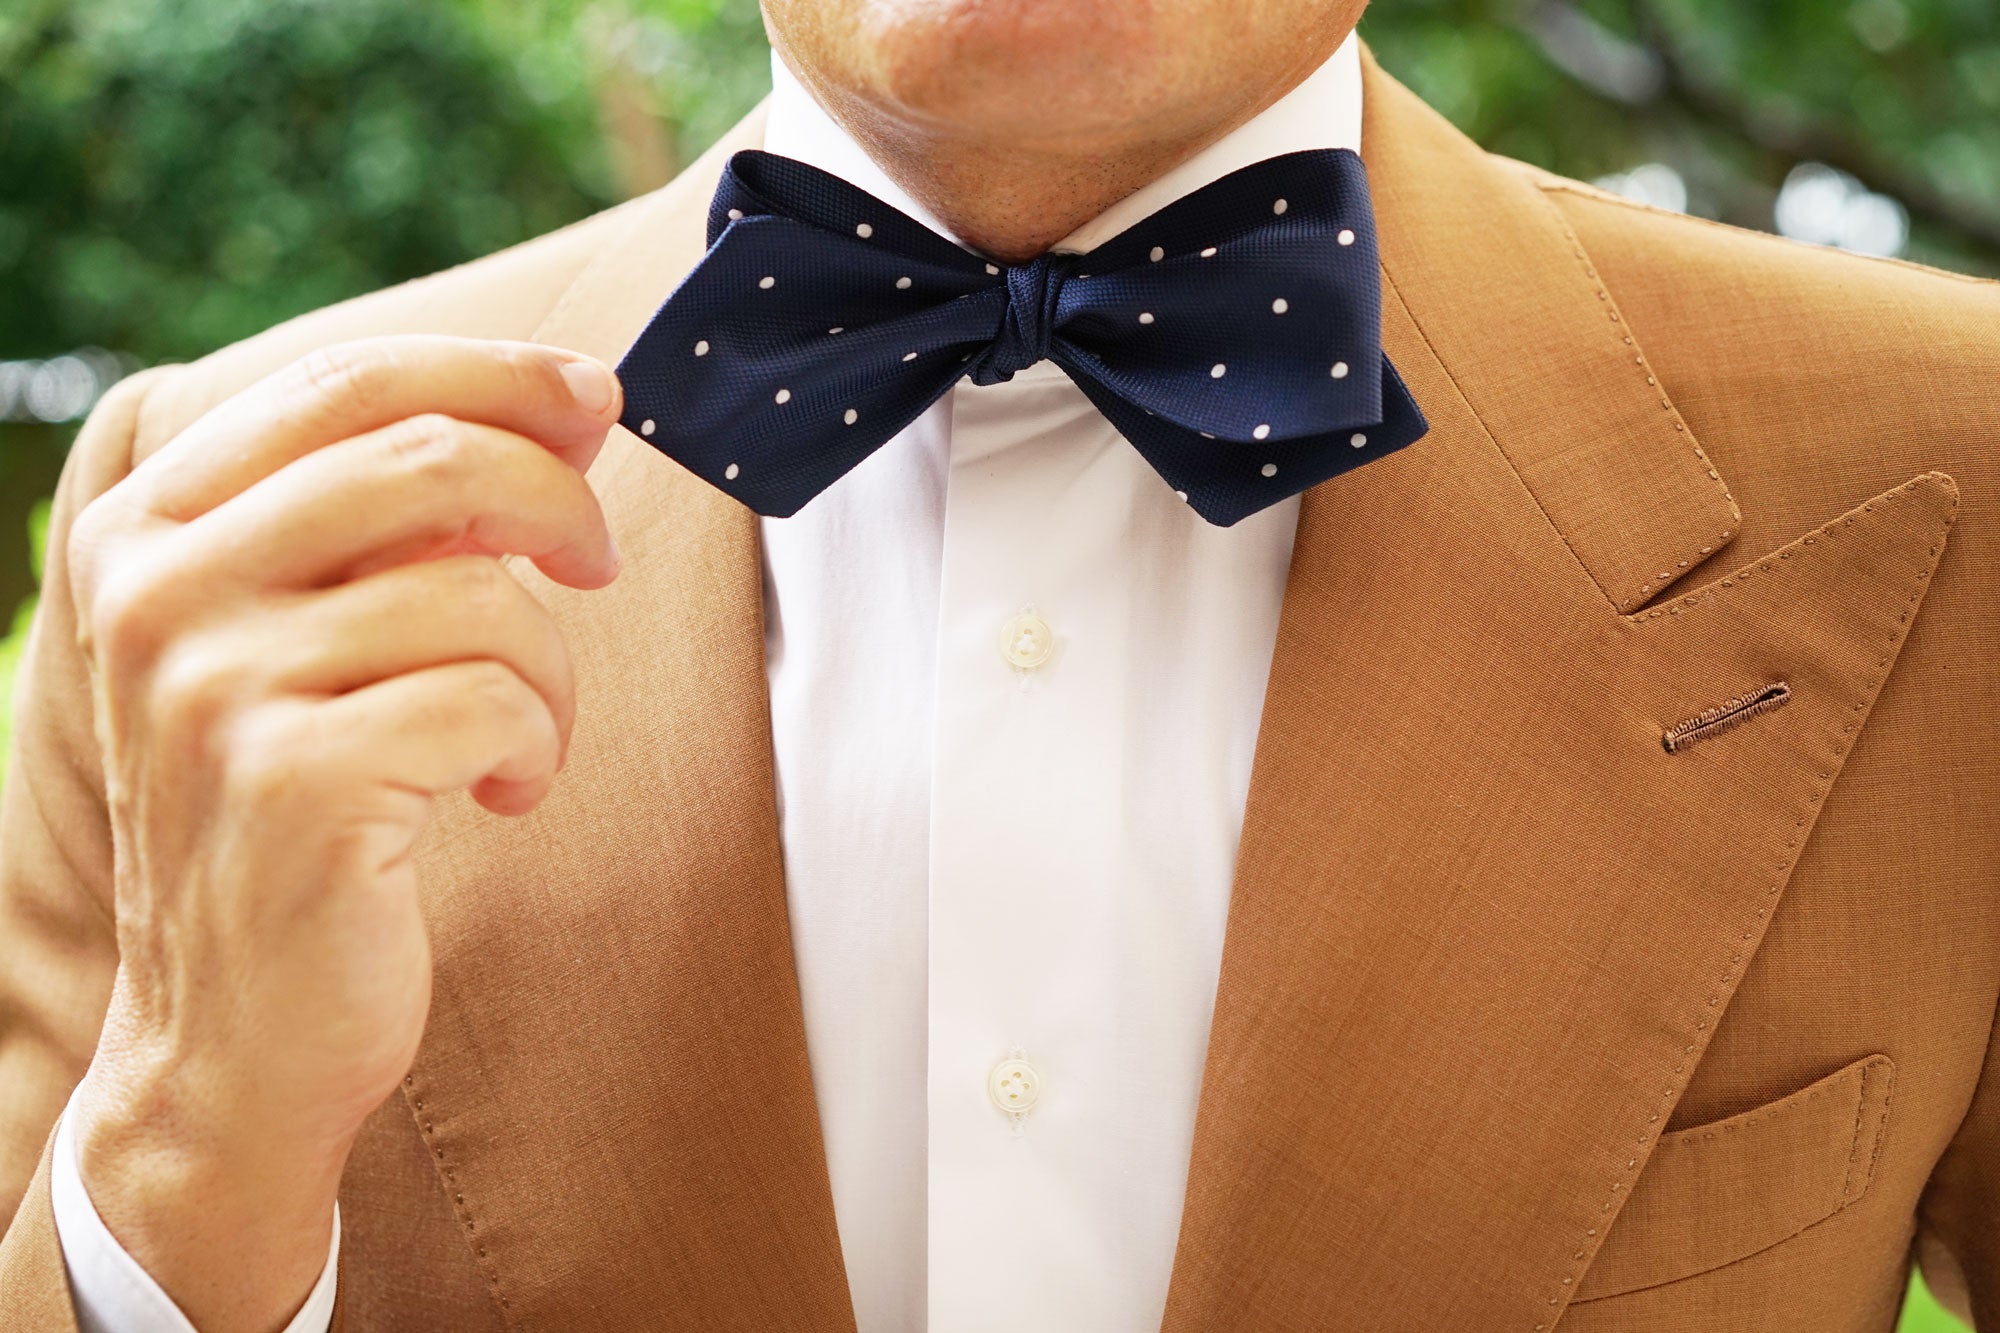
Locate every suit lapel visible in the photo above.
<box><xmin>395</xmin><ymin>109</ymin><xmax>857</xmax><ymax>1332</ymax></box>
<box><xmin>1162</xmin><ymin>56</ymin><xmax>1955</xmax><ymax>1330</ymax></box>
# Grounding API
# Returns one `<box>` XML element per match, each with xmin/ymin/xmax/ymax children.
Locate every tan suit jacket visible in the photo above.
<box><xmin>2</xmin><ymin>53</ymin><xmax>1997</xmax><ymax>1332</ymax></box>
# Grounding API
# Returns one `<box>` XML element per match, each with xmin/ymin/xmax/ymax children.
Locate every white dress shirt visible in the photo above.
<box><xmin>50</xmin><ymin>34</ymin><xmax>1363</xmax><ymax>1332</ymax></box>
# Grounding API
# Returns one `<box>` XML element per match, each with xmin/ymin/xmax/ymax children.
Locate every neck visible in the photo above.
<box><xmin>775</xmin><ymin>31</ymin><xmax>1351</xmax><ymax>263</ymax></box>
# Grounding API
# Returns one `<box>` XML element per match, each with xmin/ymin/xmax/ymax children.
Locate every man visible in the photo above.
<box><xmin>0</xmin><ymin>0</ymin><xmax>1994</xmax><ymax>1329</ymax></box>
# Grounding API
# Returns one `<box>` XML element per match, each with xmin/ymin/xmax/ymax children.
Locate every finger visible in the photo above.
<box><xmin>131</xmin><ymin>336</ymin><xmax>623</xmax><ymax>519</ymax></box>
<box><xmin>236</xmin><ymin>556</ymin><xmax>575</xmax><ymax>764</ymax></box>
<box><xmin>309</xmin><ymin>659</ymin><xmax>563</xmax><ymax>817</ymax></box>
<box><xmin>180</xmin><ymin>414</ymin><xmax>618</xmax><ymax>592</ymax></box>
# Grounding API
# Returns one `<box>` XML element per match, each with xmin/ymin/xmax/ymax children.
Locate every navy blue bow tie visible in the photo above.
<box><xmin>615</xmin><ymin>147</ymin><xmax>1426</xmax><ymax>526</ymax></box>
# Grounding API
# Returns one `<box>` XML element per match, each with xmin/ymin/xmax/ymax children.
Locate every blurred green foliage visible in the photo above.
<box><xmin>0</xmin><ymin>7</ymin><xmax>1989</xmax><ymax>1323</ymax></box>
<box><xmin>0</xmin><ymin>0</ymin><xmax>617</xmax><ymax>363</ymax></box>
<box><xmin>1906</xmin><ymin>1271</ymin><xmax>1972</xmax><ymax>1333</ymax></box>
<box><xmin>0</xmin><ymin>500</ymin><xmax>48</xmax><ymax>769</ymax></box>
<box><xmin>1363</xmin><ymin>0</ymin><xmax>2000</xmax><ymax>275</ymax></box>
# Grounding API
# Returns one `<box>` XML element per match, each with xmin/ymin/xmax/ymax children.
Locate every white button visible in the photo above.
<box><xmin>989</xmin><ymin>1058</ymin><xmax>1041</xmax><ymax>1114</ymax></box>
<box><xmin>998</xmin><ymin>610</ymin><xmax>1055</xmax><ymax>670</ymax></box>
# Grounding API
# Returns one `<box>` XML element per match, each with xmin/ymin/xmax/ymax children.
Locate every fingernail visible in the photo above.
<box><xmin>560</xmin><ymin>359</ymin><xmax>617</xmax><ymax>415</ymax></box>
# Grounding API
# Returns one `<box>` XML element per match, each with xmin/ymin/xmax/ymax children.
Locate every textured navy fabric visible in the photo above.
<box><xmin>615</xmin><ymin>148</ymin><xmax>1427</xmax><ymax>527</ymax></box>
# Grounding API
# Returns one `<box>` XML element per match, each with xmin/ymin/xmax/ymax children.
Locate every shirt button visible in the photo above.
<box><xmin>988</xmin><ymin>1058</ymin><xmax>1042</xmax><ymax>1114</ymax></box>
<box><xmin>998</xmin><ymin>610</ymin><xmax>1055</xmax><ymax>670</ymax></box>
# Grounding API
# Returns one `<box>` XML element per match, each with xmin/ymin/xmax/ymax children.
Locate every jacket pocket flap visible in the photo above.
<box><xmin>1575</xmin><ymin>1054</ymin><xmax>1894</xmax><ymax>1302</ymax></box>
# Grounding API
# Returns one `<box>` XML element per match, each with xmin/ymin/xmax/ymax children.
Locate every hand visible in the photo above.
<box><xmin>61</xmin><ymin>336</ymin><xmax>623</xmax><ymax>1333</ymax></box>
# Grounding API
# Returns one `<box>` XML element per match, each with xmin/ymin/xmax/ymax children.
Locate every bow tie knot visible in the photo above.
<box><xmin>971</xmin><ymin>254</ymin><xmax>1074</xmax><ymax>386</ymax></box>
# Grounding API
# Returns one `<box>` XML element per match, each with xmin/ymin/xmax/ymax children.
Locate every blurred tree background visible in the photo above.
<box><xmin>0</xmin><ymin>2</ymin><xmax>1991</xmax><ymax>1323</ymax></box>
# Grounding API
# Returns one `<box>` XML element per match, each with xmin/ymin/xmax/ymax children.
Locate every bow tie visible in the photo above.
<box><xmin>615</xmin><ymin>148</ymin><xmax>1426</xmax><ymax>526</ymax></box>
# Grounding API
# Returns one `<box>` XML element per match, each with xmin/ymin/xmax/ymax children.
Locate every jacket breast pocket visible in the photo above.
<box><xmin>1572</xmin><ymin>1054</ymin><xmax>1895</xmax><ymax>1302</ymax></box>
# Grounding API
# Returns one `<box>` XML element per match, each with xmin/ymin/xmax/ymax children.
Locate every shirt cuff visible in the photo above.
<box><xmin>48</xmin><ymin>1086</ymin><xmax>341</xmax><ymax>1333</ymax></box>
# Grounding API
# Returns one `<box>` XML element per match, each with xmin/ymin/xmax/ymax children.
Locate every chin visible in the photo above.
<box><xmin>836</xmin><ymin>0</ymin><xmax>1216</xmax><ymax>143</ymax></box>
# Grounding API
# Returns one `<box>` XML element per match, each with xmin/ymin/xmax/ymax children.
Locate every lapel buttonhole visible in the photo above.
<box><xmin>1662</xmin><ymin>681</ymin><xmax>1793</xmax><ymax>754</ymax></box>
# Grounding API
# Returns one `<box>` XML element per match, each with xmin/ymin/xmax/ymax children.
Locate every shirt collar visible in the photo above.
<box><xmin>763</xmin><ymin>32</ymin><xmax>1363</xmax><ymax>258</ymax></box>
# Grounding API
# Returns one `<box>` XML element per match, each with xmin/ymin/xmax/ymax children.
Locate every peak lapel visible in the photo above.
<box><xmin>394</xmin><ymin>106</ymin><xmax>857</xmax><ymax>1331</ymax></box>
<box><xmin>1162</xmin><ymin>55</ymin><xmax>1956</xmax><ymax>1331</ymax></box>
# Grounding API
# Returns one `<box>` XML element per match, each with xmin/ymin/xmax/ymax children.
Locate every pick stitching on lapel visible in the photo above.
<box><xmin>1160</xmin><ymin>53</ymin><xmax>1957</xmax><ymax>1333</ymax></box>
<box><xmin>1360</xmin><ymin>52</ymin><xmax>1741</xmax><ymax>617</ymax></box>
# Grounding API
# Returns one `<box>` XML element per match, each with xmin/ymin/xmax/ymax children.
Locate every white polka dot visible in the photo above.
<box><xmin>775</xmin><ymin>388</ymin><xmax>792</xmax><ymax>404</ymax></box>
<box><xmin>1210</xmin><ymin>363</ymin><xmax>1227</xmax><ymax>378</ymax></box>
<box><xmin>693</xmin><ymin>339</ymin><xmax>710</xmax><ymax>356</ymax></box>
<box><xmin>896</xmin><ymin>275</ymin><xmax>913</xmax><ymax>289</ymax></box>
<box><xmin>1200</xmin><ymin>246</ymin><xmax>1218</xmax><ymax>258</ymax></box>
<box><xmin>1273</xmin><ymin>198</ymin><xmax>1289</xmax><ymax>215</ymax></box>
<box><xmin>1272</xmin><ymin>298</ymin><xmax>1289</xmax><ymax>314</ymax></box>
<box><xmin>1253</xmin><ymin>423</ymin><xmax>1271</xmax><ymax>440</ymax></box>
<box><xmin>1338</xmin><ymin>229</ymin><xmax>1356</xmax><ymax>246</ymax></box>
<box><xmin>727</xmin><ymin>208</ymin><xmax>743</xmax><ymax>220</ymax></box>
<box><xmin>843</xmin><ymin>408</ymin><xmax>858</xmax><ymax>425</ymax></box>
<box><xmin>1200</xmin><ymin>431</ymin><xmax>1216</xmax><ymax>439</ymax></box>
<box><xmin>724</xmin><ymin>462</ymin><xmax>740</xmax><ymax>480</ymax></box>
<box><xmin>639</xmin><ymin>419</ymin><xmax>656</xmax><ymax>436</ymax></box>
<box><xmin>1138</xmin><ymin>312</ymin><xmax>1155</xmax><ymax>325</ymax></box>
<box><xmin>1175</xmin><ymin>490</ymin><xmax>1189</xmax><ymax>502</ymax></box>
<box><xmin>758</xmin><ymin>275</ymin><xmax>775</xmax><ymax>289</ymax></box>
<box><xmin>985</xmin><ymin>263</ymin><xmax>1001</xmax><ymax>275</ymax></box>
<box><xmin>1149</xmin><ymin>246</ymin><xmax>1165</xmax><ymax>262</ymax></box>
<box><xmin>1261</xmin><ymin>462</ymin><xmax>1278</xmax><ymax>477</ymax></box>
<box><xmin>902</xmin><ymin>351</ymin><xmax>918</xmax><ymax>362</ymax></box>
<box><xmin>1350</xmin><ymin>432</ymin><xmax>1368</xmax><ymax>448</ymax></box>
<box><xmin>1330</xmin><ymin>361</ymin><xmax>1350</xmax><ymax>378</ymax></box>
<box><xmin>829</xmin><ymin>326</ymin><xmax>845</xmax><ymax>335</ymax></box>
<box><xmin>856</xmin><ymin>222</ymin><xmax>873</xmax><ymax>238</ymax></box>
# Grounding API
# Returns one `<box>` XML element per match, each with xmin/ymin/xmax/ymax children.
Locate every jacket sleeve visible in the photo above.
<box><xmin>1916</xmin><ymin>992</ymin><xmax>2000</xmax><ymax>1330</ymax></box>
<box><xmin>0</xmin><ymin>368</ymin><xmax>155</xmax><ymax>1330</ymax></box>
